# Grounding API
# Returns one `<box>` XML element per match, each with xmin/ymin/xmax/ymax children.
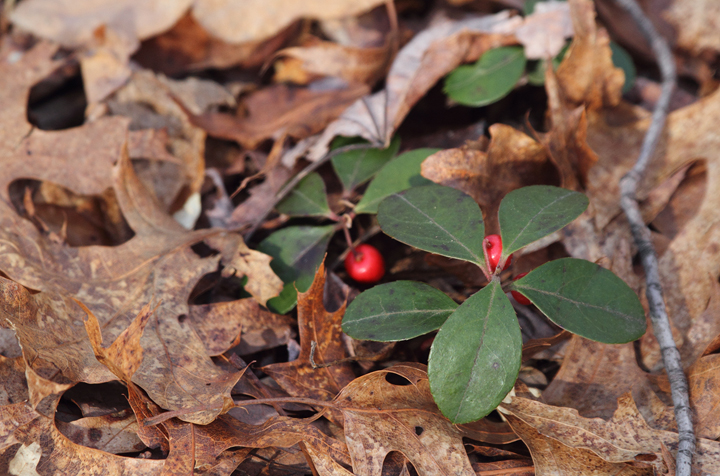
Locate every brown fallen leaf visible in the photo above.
<box><xmin>262</xmin><ymin>262</ymin><xmax>355</xmax><ymax>408</ymax></box>
<box><xmin>0</xmin><ymin>356</ymin><xmax>29</xmax><ymax>407</ymax></box>
<box><xmin>665</xmin><ymin>0</ymin><xmax>720</xmax><ymax>56</ymax></box>
<box><xmin>192</xmin><ymin>0</ymin><xmax>388</xmax><ymax>44</ymax></box>
<box><xmin>421</xmin><ymin>123</ymin><xmax>557</xmax><ymax>233</ymax></box>
<box><xmin>335</xmin><ymin>363</ymin><xmax>475</xmax><ymax>476</ymax></box>
<box><xmin>504</xmin><ymin>413</ymin><xmax>652</xmax><ymax>475</ymax></box>
<box><xmin>514</xmin><ymin>1</ymin><xmax>573</xmax><ymax>59</ymax></box>
<box><xmin>190</xmin><ymin>82</ymin><xmax>369</xmax><ymax>150</ymax></box>
<box><xmin>499</xmin><ymin>393</ymin><xmax>720</xmax><ymax>473</ymax></box>
<box><xmin>188</xmin><ymin>300</ymin><xmax>292</xmax><ymax>356</ymax></box>
<box><xmin>652</xmin><ymin>352</ymin><xmax>720</xmax><ymax>440</ymax></box>
<box><xmin>10</xmin><ymin>0</ymin><xmax>191</xmax><ymax>47</ymax></box>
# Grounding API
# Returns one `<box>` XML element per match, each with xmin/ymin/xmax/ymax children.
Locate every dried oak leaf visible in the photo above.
<box><xmin>499</xmin><ymin>393</ymin><xmax>720</xmax><ymax>474</ymax></box>
<box><xmin>421</xmin><ymin>123</ymin><xmax>556</xmax><ymax>234</ymax></box>
<box><xmin>652</xmin><ymin>352</ymin><xmax>720</xmax><ymax>440</ymax></box>
<box><xmin>2</xmin><ymin>372</ymin><xmax>164</xmax><ymax>475</ymax></box>
<box><xmin>55</xmin><ymin>408</ymin><xmax>146</xmax><ymax>455</ymax></box>
<box><xmin>305</xmin><ymin>11</ymin><xmax>521</xmax><ymax>161</ymax></box>
<box><xmin>262</xmin><ymin>262</ymin><xmax>355</xmax><ymax>404</ymax></box>
<box><xmin>0</xmin><ymin>49</ymin><xmax>283</xmax><ymax>423</ymax></box>
<box><xmin>542</xmin><ymin>337</ymin><xmax>649</xmax><ymax>420</ymax></box>
<box><xmin>334</xmin><ymin>363</ymin><xmax>475</xmax><ymax>476</ymax></box>
<box><xmin>190</xmin><ymin>82</ymin><xmax>369</xmax><ymax>150</ymax></box>
<box><xmin>665</xmin><ymin>0</ymin><xmax>720</xmax><ymax>56</ymax></box>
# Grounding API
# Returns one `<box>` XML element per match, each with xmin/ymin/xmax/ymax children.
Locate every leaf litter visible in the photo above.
<box><xmin>1</xmin><ymin>0</ymin><xmax>720</xmax><ymax>474</ymax></box>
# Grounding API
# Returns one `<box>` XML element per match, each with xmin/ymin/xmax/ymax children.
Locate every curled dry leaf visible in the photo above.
<box><xmin>305</xmin><ymin>11</ymin><xmax>522</xmax><ymax>161</ymax></box>
<box><xmin>55</xmin><ymin>409</ymin><xmax>146</xmax><ymax>455</ymax></box>
<box><xmin>274</xmin><ymin>36</ymin><xmax>391</xmax><ymax>86</ymax></box>
<box><xmin>504</xmin><ymin>413</ymin><xmax>653</xmax><ymax>475</ymax></box>
<box><xmin>190</xmin><ymin>82</ymin><xmax>369</xmax><ymax>150</ymax></box>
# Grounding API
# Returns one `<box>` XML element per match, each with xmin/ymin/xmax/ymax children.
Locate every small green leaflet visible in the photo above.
<box><xmin>342</xmin><ymin>281</ymin><xmax>458</xmax><ymax>341</ymax></box>
<box><xmin>355</xmin><ymin>148</ymin><xmax>438</xmax><ymax>214</ymax></box>
<box><xmin>276</xmin><ymin>172</ymin><xmax>331</xmax><ymax>217</ymax></box>
<box><xmin>499</xmin><ymin>185</ymin><xmax>588</xmax><ymax>258</ymax></box>
<box><xmin>256</xmin><ymin>225</ymin><xmax>334</xmax><ymax>294</ymax></box>
<box><xmin>378</xmin><ymin>184</ymin><xmax>485</xmax><ymax>265</ymax></box>
<box><xmin>331</xmin><ymin>136</ymin><xmax>400</xmax><ymax>191</ymax></box>
<box><xmin>511</xmin><ymin>258</ymin><xmax>646</xmax><ymax>343</ymax></box>
<box><xmin>444</xmin><ymin>46</ymin><xmax>526</xmax><ymax>107</ymax></box>
<box><xmin>428</xmin><ymin>279</ymin><xmax>522</xmax><ymax>424</ymax></box>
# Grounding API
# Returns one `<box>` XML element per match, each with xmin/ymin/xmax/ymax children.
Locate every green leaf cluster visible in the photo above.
<box><xmin>343</xmin><ymin>184</ymin><xmax>646</xmax><ymax>424</ymax></box>
<box><xmin>259</xmin><ymin>140</ymin><xmax>438</xmax><ymax>313</ymax></box>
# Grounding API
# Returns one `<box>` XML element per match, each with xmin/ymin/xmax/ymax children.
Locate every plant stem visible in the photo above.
<box><xmin>613</xmin><ymin>0</ymin><xmax>694</xmax><ymax>473</ymax></box>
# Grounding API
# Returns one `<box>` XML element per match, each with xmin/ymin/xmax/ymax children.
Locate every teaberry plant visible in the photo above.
<box><xmin>257</xmin><ymin>136</ymin><xmax>441</xmax><ymax>313</ymax></box>
<box><xmin>342</xmin><ymin>184</ymin><xmax>647</xmax><ymax>424</ymax></box>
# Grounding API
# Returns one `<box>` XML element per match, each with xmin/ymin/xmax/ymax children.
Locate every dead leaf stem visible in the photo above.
<box><xmin>615</xmin><ymin>0</ymin><xmax>695</xmax><ymax>473</ymax></box>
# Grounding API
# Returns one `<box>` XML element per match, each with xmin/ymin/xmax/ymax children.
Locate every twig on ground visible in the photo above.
<box><xmin>244</xmin><ymin>142</ymin><xmax>377</xmax><ymax>241</ymax></box>
<box><xmin>614</xmin><ymin>0</ymin><xmax>695</xmax><ymax>473</ymax></box>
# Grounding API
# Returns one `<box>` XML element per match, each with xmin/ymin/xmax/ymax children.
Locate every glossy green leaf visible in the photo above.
<box><xmin>256</xmin><ymin>225</ymin><xmax>334</xmax><ymax>293</ymax></box>
<box><xmin>610</xmin><ymin>41</ymin><xmax>636</xmax><ymax>94</ymax></box>
<box><xmin>276</xmin><ymin>173</ymin><xmax>331</xmax><ymax>217</ymax></box>
<box><xmin>342</xmin><ymin>281</ymin><xmax>458</xmax><ymax>341</ymax></box>
<box><xmin>355</xmin><ymin>148</ymin><xmax>438</xmax><ymax>214</ymax></box>
<box><xmin>499</xmin><ymin>186</ymin><xmax>588</xmax><ymax>258</ymax></box>
<box><xmin>428</xmin><ymin>280</ymin><xmax>522</xmax><ymax>424</ymax></box>
<box><xmin>444</xmin><ymin>47</ymin><xmax>526</xmax><ymax>107</ymax></box>
<box><xmin>510</xmin><ymin>258</ymin><xmax>647</xmax><ymax>343</ymax></box>
<box><xmin>266</xmin><ymin>282</ymin><xmax>298</xmax><ymax>314</ymax></box>
<box><xmin>378</xmin><ymin>184</ymin><xmax>485</xmax><ymax>265</ymax></box>
<box><xmin>331</xmin><ymin>136</ymin><xmax>400</xmax><ymax>191</ymax></box>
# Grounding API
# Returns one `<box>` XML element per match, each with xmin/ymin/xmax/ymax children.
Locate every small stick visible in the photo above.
<box><xmin>613</xmin><ymin>0</ymin><xmax>694</xmax><ymax>473</ymax></box>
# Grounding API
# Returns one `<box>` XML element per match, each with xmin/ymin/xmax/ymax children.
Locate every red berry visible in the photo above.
<box><xmin>345</xmin><ymin>244</ymin><xmax>385</xmax><ymax>283</ymax></box>
<box><xmin>511</xmin><ymin>272</ymin><xmax>531</xmax><ymax>305</ymax></box>
<box><xmin>483</xmin><ymin>234</ymin><xmax>512</xmax><ymax>273</ymax></box>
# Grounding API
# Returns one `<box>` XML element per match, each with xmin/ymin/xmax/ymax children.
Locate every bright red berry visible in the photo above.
<box><xmin>483</xmin><ymin>234</ymin><xmax>512</xmax><ymax>273</ymax></box>
<box><xmin>345</xmin><ymin>244</ymin><xmax>385</xmax><ymax>283</ymax></box>
<box><xmin>511</xmin><ymin>272</ymin><xmax>532</xmax><ymax>305</ymax></box>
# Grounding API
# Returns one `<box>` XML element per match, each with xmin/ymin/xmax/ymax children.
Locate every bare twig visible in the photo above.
<box><xmin>244</xmin><ymin>142</ymin><xmax>377</xmax><ymax>241</ymax></box>
<box><xmin>613</xmin><ymin>0</ymin><xmax>694</xmax><ymax>473</ymax></box>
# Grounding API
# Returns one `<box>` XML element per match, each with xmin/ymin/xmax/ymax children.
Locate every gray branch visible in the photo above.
<box><xmin>614</xmin><ymin>0</ymin><xmax>695</xmax><ymax>473</ymax></box>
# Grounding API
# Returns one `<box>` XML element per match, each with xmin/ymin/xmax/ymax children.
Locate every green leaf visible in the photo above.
<box><xmin>342</xmin><ymin>281</ymin><xmax>458</xmax><ymax>341</ymax></box>
<box><xmin>266</xmin><ymin>282</ymin><xmax>298</xmax><ymax>314</ymax></box>
<box><xmin>331</xmin><ymin>136</ymin><xmax>400</xmax><ymax>191</ymax></box>
<box><xmin>276</xmin><ymin>173</ymin><xmax>331</xmax><ymax>217</ymax></box>
<box><xmin>256</xmin><ymin>225</ymin><xmax>334</xmax><ymax>293</ymax></box>
<box><xmin>610</xmin><ymin>41</ymin><xmax>636</xmax><ymax>94</ymax></box>
<box><xmin>510</xmin><ymin>258</ymin><xmax>647</xmax><ymax>343</ymax></box>
<box><xmin>499</xmin><ymin>186</ymin><xmax>588</xmax><ymax>258</ymax></box>
<box><xmin>378</xmin><ymin>184</ymin><xmax>485</xmax><ymax>265</ymax></box>
<box><xmin>444</xmin><ymin>47</ymin><xmax>526</xmax><ymax>107</ymax></box>
<box><xmin>355</xmin><ymin>148</ymin><xmax>438</xmax><ymax>214</ymax></box>
<box><xmin>428</xmin><ymin>280</ymin><xmax>522</xmax><ymax>424</ymax></box>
